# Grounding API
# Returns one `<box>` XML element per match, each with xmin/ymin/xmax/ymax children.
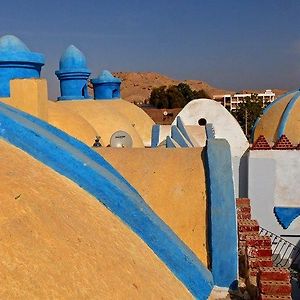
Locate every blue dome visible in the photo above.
<box><xmin>95</xmin><ymin>70</ymin><xmax>121</xmax><ymax>83</ymax></box>
<box><xmin>0</xmin><ymin>35</ymin><xmax>30</xmax><ymax>52</ymax></box>
<box><xmin>59</xmin><ymin>45</ymin><xmax>88</xmax><ymax>71</ymax></box>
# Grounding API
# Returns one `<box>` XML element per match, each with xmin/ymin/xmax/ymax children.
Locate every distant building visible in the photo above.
<box><xmin>213</xmin><ymin>89</ymin><xmax>275</xmax><ymax>111</ymax></box>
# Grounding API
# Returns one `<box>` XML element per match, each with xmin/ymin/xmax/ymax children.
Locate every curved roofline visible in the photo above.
<box><xmin>277</xmin><ymin>91</ymin><xmax>300</xmax><ymax>139</ymax></box>
<box><xmin>251</xmin><ymin>90</ymin><xmax>297</xmax><ymax>143</ymax></box>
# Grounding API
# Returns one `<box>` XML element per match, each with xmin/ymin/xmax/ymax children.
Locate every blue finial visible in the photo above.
<box><xmin>0</xmin><ymin>34</ymin><xmax>44</xmax><ymax>97</ymax></box>
<box><xmin>91</xmin><ymin>70</ymin><xmax>121</xmax><ymax>100</ymax></box>
<box><xmin>55</xmin><ymin>45</ymin><xmax>91</xmax><ymax>100</ymax></box>
<box><xmin>59</xmin><ymin>45</ymin><xmax>89</xmax><ymax>72</ymax></box>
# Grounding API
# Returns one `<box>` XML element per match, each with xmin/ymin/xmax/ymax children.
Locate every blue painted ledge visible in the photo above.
<box><xmin>0</xmin><ymin>102</ymin><xmax>213</xmax><ymax>299</ymax></box>
<box><xmin>274</xmin><ymin>207</ymin><xmax>300</xmax><ymax>229</ymax></box>
<box><xmin>205</xmin><ymin>138</ymin><xmax>238</xmax><ymax>289</ymax></box>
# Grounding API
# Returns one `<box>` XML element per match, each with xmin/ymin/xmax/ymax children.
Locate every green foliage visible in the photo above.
<box><xmin>231</xmin><ymin>93</ymin><xmax>265</xmax><ymax>139</ymax></box>
<box><xmin>149</xmin><ymin>83</ymin><xmax>209</xmax><ymax>109</ymax></box>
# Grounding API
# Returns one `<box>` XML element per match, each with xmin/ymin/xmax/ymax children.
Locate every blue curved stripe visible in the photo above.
<box><xmin>251</xmin><ymin>90</ymin><xmax>296</xmax><ymax>142</ymax></box>
<box><xmin>274</xmin><ymin>207</ymin><xmax>300</xmax><ymax>229</ymax></box>
<box><xmin>0</xmin><ymin>102</ymin><xmax>213</xmax><ymax>299</ymax></box>
<box><xmin>277</xmin><ymin>91</ymin><xmax>300</xmax><ymax>139</ymax></box>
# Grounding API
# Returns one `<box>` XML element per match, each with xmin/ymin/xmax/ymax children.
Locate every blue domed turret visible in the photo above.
<box><xmin>0</xmin><ymin>35</ymin><xmax>45</xmax><ymax>97</ymax></box>
<box><xmin>91</xmin><ymin>70</ymin><xmax>121</xmax><ymax>100</ymax></box>
<box><xmin>55</xmin><ymin>45</ymin><xmax>91</xmax><ymax>100</ymax></box>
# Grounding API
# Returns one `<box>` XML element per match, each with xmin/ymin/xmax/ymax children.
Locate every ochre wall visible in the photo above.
<box><xmin>0</xmin><ymin>140</ymin><xmax>192</xmax><ymax>299</ymax></box>
<box><xmin>97</xmin><ymin>147</ymin><xmax>208</xmax><ymax>265</ymax></box>
<box><xmin>1</xmin><ymin>79</ymin><xmax>48</xmax><ymax>121</ymax></box>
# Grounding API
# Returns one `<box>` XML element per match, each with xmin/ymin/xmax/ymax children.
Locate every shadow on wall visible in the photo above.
<box><xmin>239</xmin><ymin>150</ymin><xmax>249</xmax><ymax>198</ymax></box>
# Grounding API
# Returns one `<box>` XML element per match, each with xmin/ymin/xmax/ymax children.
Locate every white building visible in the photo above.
<box><xmin>213</xmin><ymin>89</ymin><xmax>275</xmax><ymax>111</ymax></box>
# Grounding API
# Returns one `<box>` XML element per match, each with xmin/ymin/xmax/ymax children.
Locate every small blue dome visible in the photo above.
<box><xmin>95</xmin><ymin>70</ymin><xmax>121</xmax><ymax>83</ymax></box>
<box><xmin>59</xmin><ymin>45</ymin><xmax>88</xmax><ymax>71</ymax></box>
<box><xmin>0</xmin><ymin>35</ymin><xmax>30</xmax><ymax>52</ymax></box>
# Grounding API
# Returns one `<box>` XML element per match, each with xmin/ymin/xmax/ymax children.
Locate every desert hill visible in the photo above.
<box><xmin>112</xmin><ymin>72</ymin><xmax>233</xmax><ymax>103</ymax></box>
<box><xmin>88</xmin><ymin>71</ymin><xmax>286</xmax><ymax>103</ymax></box>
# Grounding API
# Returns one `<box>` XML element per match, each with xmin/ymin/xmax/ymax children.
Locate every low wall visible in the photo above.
<box><xmin>98</xmin><ymin>147</ymin><xmax>208</xmax><ymax>265</ymax></box>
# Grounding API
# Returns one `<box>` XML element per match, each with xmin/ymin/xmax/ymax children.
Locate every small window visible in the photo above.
<box><xmin>198</xmin><ymin>118</ymin><xmax>207</xmax><ymax>126</ymax></box>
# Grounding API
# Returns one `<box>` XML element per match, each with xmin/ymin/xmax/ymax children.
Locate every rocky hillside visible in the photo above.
<box><xmin>89</xmin><ymin>71</ymin><xmax>286</xmax><ymax>103</ymax></box>
<box><xmin>112</xmin><ymin>72</ymin><xmax>233</xmax><ymax>103</ymax></box>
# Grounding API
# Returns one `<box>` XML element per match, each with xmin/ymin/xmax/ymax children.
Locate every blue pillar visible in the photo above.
<box><xmin>91</xmin><ymin>70</ymin><xmax>121</xmax><ymax>100</ymax></box>
<box><xmin>55</xmin><ymin>45</ymin><xmax>91</xmax><ymax>100</ymax></box>
<box><xmin>0</xmin><ymin>35</ymin><xmax>44</xmax><ymax>97</ymax></box>
<box><xmin>205</xmin><ymin>138</ymin><xmax>238</xmax><ymax>289</ymax></box>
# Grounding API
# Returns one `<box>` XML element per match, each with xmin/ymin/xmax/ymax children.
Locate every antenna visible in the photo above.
<box><xmin>110</xmin><ymin>131</ymin><xmax>133</xmax><ymax>148</ymax></box>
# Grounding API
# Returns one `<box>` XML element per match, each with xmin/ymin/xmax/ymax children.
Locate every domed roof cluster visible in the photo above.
<box><xmin>253</xmin><ymin>90</ymin><xmax>300</xmax><ymax>146</ymax></box>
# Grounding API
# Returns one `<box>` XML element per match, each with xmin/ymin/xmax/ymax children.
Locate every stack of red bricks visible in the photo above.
<box><xmin>272</xmin><ymin>135</ymin><xmax>294</xmax><ymax>150</ymax></box>
<box><xmin>251</xmin><ymin>135</ymin><xmax>272</xmax><ymax>150</ymax></box>
<box><xmin>236</xmin><ymin>198</ymin><xmax>292</xmax><ymax>299</ymax></box>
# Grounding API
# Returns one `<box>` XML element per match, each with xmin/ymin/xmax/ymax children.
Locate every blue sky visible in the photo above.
<box><xmin>1</xmin><ymin>0</ymin><xmax>300</xmax><ymax>98</ymax></box>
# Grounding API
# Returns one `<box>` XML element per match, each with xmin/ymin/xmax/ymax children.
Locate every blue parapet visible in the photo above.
<box><xmin>0</xmin><ymin>102</ymin><xmax>214</xmax><ymax>299</ymax></box>
<box><xmin>0</xmin><ymin>35</ymin><xmax>44</xmax><ymax>97</ymax></box>
<box><xmin>205</xmin><ymin>139</ymin><xmax>238</xmax><ymax>289</ymax></box>
<box><xmin>55</xmin><ymin>45</ymin><xmax>91</xmax><ymax>100</ymax></box>
<box><xmin>91</xmin><ymin>70</ymin><xmax>121</xmax><ymax>100</ymax></box>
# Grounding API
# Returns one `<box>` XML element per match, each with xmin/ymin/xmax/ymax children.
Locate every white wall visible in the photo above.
<box><xmin>248</xmin><ymin>150</ymin><xmax>300</xmax><ymax>245</ymax></box>
<box><xmin>174</xmin><ymin>99</ymin><xmax>249</xmax><ymax>196</ymax></box>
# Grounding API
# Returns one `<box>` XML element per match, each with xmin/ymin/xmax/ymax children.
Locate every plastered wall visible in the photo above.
<box><xmin>248</xmin><ymin>150</ymin><xmax>300</xmax><ymax>245</ymax></box>
<box><xmin>98</xmin><ymin>147</ymin><xmax>208</xmax><ymax>265</ymax></box>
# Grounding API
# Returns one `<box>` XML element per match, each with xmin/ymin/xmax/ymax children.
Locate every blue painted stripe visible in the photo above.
<box><xmin>205</xmin><ymin>139</ymin><xmax>238</xmax><ymax>289</ymax></box>
<box><xmin>176</xmin><ymin>116</ymin><xmax>194</xmax><ymax>146</ymax></box>
<box><xmin>251</xmin><ymin>90</ymin><xmax>297</xmax><ymax>142</ymax></box>
<box><xmin>0</xmin><ymin>102</ymin><xmax>213</xmax><ymax>299</ymax></box>
<box><xmin>277</xmin><ymin>91</ymin><xmax>300</xmax><ymax>139</ymax></box>
<box><xmin>205</xmin><ymin>123</ymin><xmax>215</xmax><ymax>140</ymax></box>
<box><xmin>274</xmin><ymin>207</ymin><xmax>300</xmax><ymax>229</ymax></box>
<box><xmin>171</xmin><ymin>125</ymin><xmax>190</xmax><ymax>147</ymax></box>
<box><xmin>151</xmin><ymin>124</ymin><xmax>160</xmax><ymax>148</ymax></box>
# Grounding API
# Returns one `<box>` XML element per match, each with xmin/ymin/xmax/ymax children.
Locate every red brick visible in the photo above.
<box><xmin>248</xmin><ymin>257</ymin><xmax>273</xmax><ymax>268</ymax></box>
<box><xmin>236</xmin><ymin>198</ymin><xmax>250</xmax><ymax>207</ymax></box>
<box><xmin>258</xmin><ymin>267</ymin><xmax>290</xmax><ymax>282</ymax></box>
<box><xmin>247</xmin><ymin>246</ymin><xmax>272</xmax><ymax>258</ymax></box>
<box><xmin>246</xmin><ymin>235</ymin><xmax>271</xmax><ymax>247</ymax></box>
<box><xmin>238</xmin><ymin>219</ymin><xmax>259</xmax><ymax>233</ymax></box>
<box><xmin>272</xmin><ymin>135</ymin><xmax>294</xmax><ymax>150</ymax></box>
<box><xmin>237</xmin><ymin>212</ymin><xmax>252</xmax><ymax>219</ymax></box>
<box><xmin>237</xmin><ymin>206</ymin><xmax>251</xmax><ymax>214</ymax></box>
<box><xmin>239</xmin><ymin>231</ymin><xmax>258</xmax><ymax>241</ymax></box>
<box><xmin>258</xmin><ymin>294</ymin><xmax>291</xmax><ymax>300</ymax></box>
<box><xmin>259</xmin><ymin>280</ymin><xmax>291</xmax><ymax>295</ymax></box>
<box><xmin>252</xmin><ymin>135</ymin><xmax>272</xmax><ymax>150</ymax></box>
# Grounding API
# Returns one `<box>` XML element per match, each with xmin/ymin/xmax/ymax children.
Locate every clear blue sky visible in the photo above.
<box><xmin>1</xmin><ymin>0</ymin><xmax>300</xmax><ymax>98</ymax></box>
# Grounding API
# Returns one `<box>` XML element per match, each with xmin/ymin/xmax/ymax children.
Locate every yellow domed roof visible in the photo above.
<box><xmin>253</xmin><ymin>90</ymin><xmax>300</xmax><ymax>145</ymax></box>
<box><xmin>54</xmin><ymin>99</ymin><xmax>153</xmax><ymax>147</ymax></box>
<box><xmin>48</xmin><ymin>101</ymin><xmax>98</xmax><ymax>146</ymax></box>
